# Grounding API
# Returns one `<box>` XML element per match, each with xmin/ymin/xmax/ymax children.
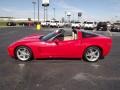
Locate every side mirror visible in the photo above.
<box><xmin>54</xmin><ymin>39</ymin><xmax>59</xmax><ymax>45</ymax></box>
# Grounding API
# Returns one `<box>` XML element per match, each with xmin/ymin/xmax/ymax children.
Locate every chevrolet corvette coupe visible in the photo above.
<box><xmin>8</xmin><ymin>29</ymin><xmax>112</xmax><ymax>62</ymax></box>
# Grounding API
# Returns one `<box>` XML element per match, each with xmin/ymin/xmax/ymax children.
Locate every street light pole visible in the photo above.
<box><xmin>32</xmin><ymin>1</ymin><xmax>36</xmax><ymax>22</ymax></box>
<box><xmin>65</xmin><ymin>11</ymin><xmax>66</xmax><ymax>22</ymax></box>
<box><xmin>43</xmin><ymin>7</ymin><xmax>46</xmax><ymax>21</ymax></box>
<box><xmin>53</xmin><ymin>8</ymin><xmax>55</xmax><ymax>20</ymax></box>
<box><xmin>38</xmin><ymin>0</ymin><xmax>40</xmax><ymax>22</ymax></box>
<box><xmin>73</xmin><ymin>13</ymin><xmax>74</xmax><ymax>22</ymax></box>
<box><xmin>46</xmin><ymin>7</ymin><xmax>48</xmax><ymax>21</ymax></box>
<box><xmin>42</xmin><ymin>0</ymin><xmax>49</xmax><ymax>22</ymax></box>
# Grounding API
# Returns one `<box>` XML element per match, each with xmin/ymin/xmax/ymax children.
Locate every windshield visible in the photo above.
<box><xmin>75</xmin><ymin>22</ymin><xmax>80</xmax><ymax>23</ymax></box>
<box><xmin>55</xmin><ymin>21</ymin><xmax>59</xmax><ymax>23</ymax></box>
<box><xmin>98</xmin><ymin>22</ymin><xmax>107</xmax><ymax>25</ymax></box>
<box><xmin>46</xmin><ymin>21</ymin><xmax>50</xmax><ymax>22</ymax></box>
<box><xmin>40</xmin><ymin>32</ymin><xmax>57</xmax><ymax>41</ymax></box>
<box><xmin>86</xmin><ymin>22</ymin><xmax>93</xmax><ymax>24</ymax></box>
<box><xmin>114</xmin><ymin>23</ymin><xmax>120</xmax><ymax>25</ymax></box>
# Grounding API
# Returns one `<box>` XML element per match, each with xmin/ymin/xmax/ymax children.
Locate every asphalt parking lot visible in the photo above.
<box><xmin>0</xmin><ymin>27</ymin><xmax>120</xmax><ymax>90</ymax></box>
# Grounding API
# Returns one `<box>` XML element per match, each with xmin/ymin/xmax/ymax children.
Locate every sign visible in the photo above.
<box><xmin>67</xmin><ymin>12</ymin><xmax>71</xmax><ymax>16</ymax></box>
<box><xmin>36</xmin><ymin>24</ymin><xmax>41</xmax><ymax>30</ymax></box>
<box><xmin>42</xmin><ymin>0</ymin><xmax>49</xmax><ymax>6</ymax></box>
<box><xmin>78</xmin><ymin>12</ymin><xmax>82</xmax><ymax>17</ymax></box>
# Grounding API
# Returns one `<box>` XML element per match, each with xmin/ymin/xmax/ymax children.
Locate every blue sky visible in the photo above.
<box><xmin>0</xmin><ymin>0</ymin><xmax>120</xmax><ymax>21</ymax></box>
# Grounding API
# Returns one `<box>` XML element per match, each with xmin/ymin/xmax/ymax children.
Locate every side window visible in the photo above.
<box><xmin>64</xmin><ymin>30</ymin><xmax>78</xmax><ymax>41</ymax></box>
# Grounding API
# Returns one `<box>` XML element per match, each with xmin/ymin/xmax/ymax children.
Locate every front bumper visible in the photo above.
<box><xmin>8</xmin><ymin>46</ymin><xmax>15</xmax><ymax>58</ymax></box>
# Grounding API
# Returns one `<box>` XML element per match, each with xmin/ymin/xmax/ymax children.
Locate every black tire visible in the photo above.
<box><xmin>15</xmin><ymin>46</ymin><xmax>33</xmax><ymax>62</ymax></box>
<box><xmin>83</xmin><ymin>46</ymin><xmax>101</xmax><ymax>62</ymax></box>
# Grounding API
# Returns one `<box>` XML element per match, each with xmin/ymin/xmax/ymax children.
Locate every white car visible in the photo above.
<box><xmin>41</xmin><ymin>21</ymin><xmax>50</xmax><ymax>27</ymax></box>
<box><xmin>57</xmin><ymin>22</ymin><xmax>64</xmax><ymax>27</ymax></box>
<box><xmin>71</xmin><ymin>22</ymin><xmax>81</xmax><ymax>29</ymax></box>
<box><xmin>41</xmin><ymin>21</ymin><xmax>47</xmax><ymax>27</ymax></box>
<box><xmin>46</xmin><ymin>21</ymin><xmax>51</xmax><ymax>27</ymax></box>
<box><xmin>84</xmin><ymin>22</ymin><xmax>96</xmax><ymax>30</ymax></box>
<box><xmin>50</xmin><ymin>21</ymin><xmax>58</xmax><ymax>27</ymax></box>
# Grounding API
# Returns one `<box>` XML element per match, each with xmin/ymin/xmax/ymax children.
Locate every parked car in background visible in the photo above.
<box><xmin>34</xmin><ymin>22</ymin><xmax>40</xmax><ymax>26</ymax></box>
<box><xmin>50</xmin><ymin>21</ymin><xmax>64</xmax><ymax>28</ymax></box>
<box><xmin>18</xmin><ymin>22</ymin><xmax>28</xmax><ymax>26</ymax></box>
<box><xmin>41</xmin><ymin>21</ymin><xmax>50</xmax><ymax>27</ymax></box>
<box><xmin>6</xmin><ymin>22</ymin><xmax>16</xmax><ymax>26</ymax></box>
<box><xmin>57</xmin><ymin>21</ymin><xmax>64</xmax><ymax>28</ymax></box>
<box><xmin>97</xmin><ymin>22</ymin><xmax>107</xmax><ymax>31</ymax></box>
<box><xmin>71</xmin><ymin>22</ymin><xmax>81</xmax><ymax>29</ymax></box>
<box><xmin>83</xmin><ymin>21</ymin><xmax>96</xmax><ymax>30</ymax></box>
<box><xmin>41</xmin><ymin>21</ymin><xmax>47</xmax><ymax>27</ymax></box>
<box><xmin>50</xmin><ymin>21</ymin><xmax>58</xmax><ymax>28</ymax></box>
<box><xmin>46</xmin><ymin>21</ymin><xmax>51</xmax><ymax>27</ymax></box>
<box><xmin>111</xmin><ymin>22</ymin><xmax>120</xmax><ymax>32</ymax></box>
<box><xmin>64</xmin><ymin>22</ymin><xmax>71</xmax><ymax>27</ymax></box>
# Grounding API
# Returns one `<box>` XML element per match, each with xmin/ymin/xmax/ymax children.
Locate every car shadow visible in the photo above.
<box><xmin>9</xmin><ymin>58</ymin><xmax>83</xmax><ymax>64</ymax></box>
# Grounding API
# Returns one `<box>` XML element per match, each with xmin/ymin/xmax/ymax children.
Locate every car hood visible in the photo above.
<box><xmin>22</xmin><ymin>34</ymin><xmax>42</xmax><ymax>41</ymax></box>
<box><xmin>8</xmin><ymin>34</ymin><xmax>44</xmax><ymax>47</ymax></box>
<box><xmin>15</xmin><ymin>34</ymin><xmax>43</xmax><ymax>43</ymax></box>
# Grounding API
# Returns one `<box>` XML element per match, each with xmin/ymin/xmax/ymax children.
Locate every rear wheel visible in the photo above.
<box><xmin>83</xmin><ymin>47</ymin><xmax>101</xmax><ymax>62</ymax></box>
<box><xmin>15</xmin><ymin>46</ymin><xmax>33</xmax><ymax>62</ymax></box>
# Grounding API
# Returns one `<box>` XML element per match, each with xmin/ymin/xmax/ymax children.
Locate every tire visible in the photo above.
<box><xmin>83</xmin><ymin>46</ymin><xmax>101</xmax><ymax>62</ymax></box>
<box><xmin>15</xmin><ymin>46</ymin><xmax>33</xmax><ymax>62</ymax></box>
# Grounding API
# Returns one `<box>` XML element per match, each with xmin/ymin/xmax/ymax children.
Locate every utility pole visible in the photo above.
<box><xmin>32</xmin><ymin>1</ymin><xmax>36</xmax><ymax>22</ymax></box>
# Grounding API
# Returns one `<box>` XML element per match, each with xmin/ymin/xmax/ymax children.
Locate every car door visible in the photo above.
<box><xmin>55</xmin><ymin>40</ymin><xmax>82</xmax><ymax>58</ymax></box>
<box><xmin>39</xmin><ymin>39</ymin><xmax>82</xmax><ymax>58</ymax></box>
<box><xmin>38</xmin><ymin>41</ymin><xmax>58</xmax><ymax>58</ymax></box>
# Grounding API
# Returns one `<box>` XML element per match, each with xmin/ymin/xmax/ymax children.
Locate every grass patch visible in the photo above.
<box><xmin>0</xmin><ymin>22</ymin><xmax>7</xmax><ymax>26</ymax></box>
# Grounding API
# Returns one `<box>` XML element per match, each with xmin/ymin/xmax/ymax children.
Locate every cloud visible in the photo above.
<box><xmin>52</xmin><ymin>0</ymin><xmax>98</xmax><ymax>21</ymax></box>
<box><xmin>1</xmin><ymin>8</ymin><xmax>13</xmax><ymax>12</ymax></box>
<box><xmin>1</xmin><ymin>0</ymin><xmax>115</xmax><ymax>21</ymax></box>
<box><xmin>54</xmin><ymin>0</ymin><xmax>84</xmax><ymax>13</ymax></box>
<box><xmin>0</xmin><ymin>0</ymin><xmax>97</xmax><ymax>21</ymax></box>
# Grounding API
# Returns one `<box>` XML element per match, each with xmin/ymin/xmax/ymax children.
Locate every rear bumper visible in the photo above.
<box><xmin>103</xmin><ymin>40</ymin><xmax>112</xmax><ymax>57</ymax></box>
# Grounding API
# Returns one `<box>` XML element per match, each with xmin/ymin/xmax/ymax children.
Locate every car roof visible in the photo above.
<box><xmin>76</xmin><ymin>29</ymin><xmax>100</xmax><ymax>35</ymax></box>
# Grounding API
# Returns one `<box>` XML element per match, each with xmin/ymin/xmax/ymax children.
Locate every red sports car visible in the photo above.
<box><xmin>8</xmin><ymin>29</ymin><xmax>112</xmax><ymax>62</ymax></box>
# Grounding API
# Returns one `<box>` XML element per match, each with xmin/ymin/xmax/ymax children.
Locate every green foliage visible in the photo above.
<box><xmin>0</xmin><ymin>21</ymin><xmax>7</xmax><ymax>26</ymax></box>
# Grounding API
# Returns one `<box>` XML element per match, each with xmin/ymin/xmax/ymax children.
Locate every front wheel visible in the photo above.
<box><xmin>83</xmin><ymin>47</ymin><xmax>101</xmax><ymax>62</ymax></box>
<box><xmin>15</xmin><ymin>46</ymin><xmax>33</xmax><ymax>62</ymax></box>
